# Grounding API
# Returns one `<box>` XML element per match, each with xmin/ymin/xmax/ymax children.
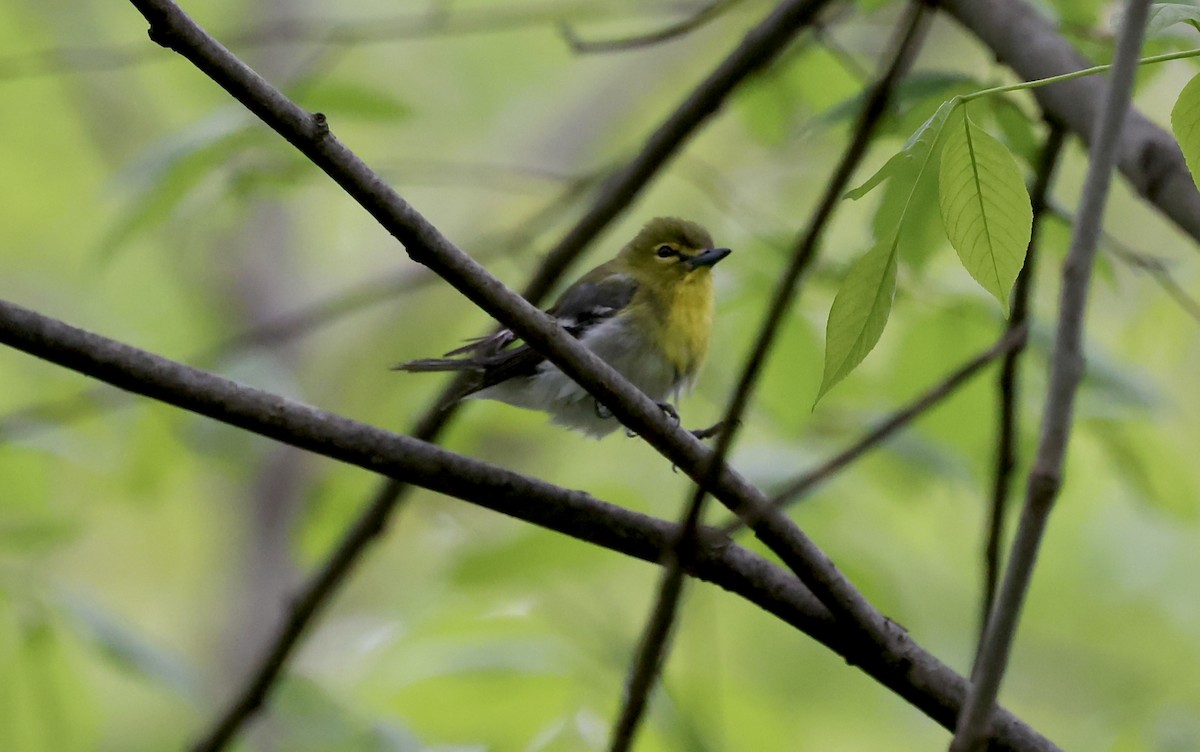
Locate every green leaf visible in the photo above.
<box><xmin>871</xmin><ymin>148</ymin><xmax>944</xmax><ymax>272</ymax></box>
<box><xmin>987</xmin><ymin>95</ymin><xmax>1041</xmax><ymax>165</ymax></box>
<box><xmin>1140</xmin><ymin>4</ymin><xmax>1200</xmax><ymax>38</ymax></box>
<box><xmin>846</xmin><ymin>98</ymin><xmax>958</xmax><ymax>200</ymax></box>
<box><xmin>1171</xmin><ymin>71</ymin><xmax>1200</xmax><ymax>190</ymax></box>
<box><xmin>817</xmin><ymin>241</ymin><xmax>899</xmax><ymax>401</ymax></box>
<box><xmin>938</xmin><ymin>106</ymin><xmax>1032</xmax><ymax>303</ymax></box>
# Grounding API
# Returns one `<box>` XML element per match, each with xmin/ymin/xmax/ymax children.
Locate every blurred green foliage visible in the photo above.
<box><xmin>1</xmin><ymin>0</ymin><xmax>1199</xmax><ymax>750</ymax></box>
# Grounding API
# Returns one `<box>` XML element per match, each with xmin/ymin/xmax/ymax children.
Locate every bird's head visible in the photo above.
<box><xmin>619</xmin><ymin>217</ymin><xmax>731</xmax><ymax>282</ymax></box>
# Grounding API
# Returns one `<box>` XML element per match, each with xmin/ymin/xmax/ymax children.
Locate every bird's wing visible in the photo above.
<box><xmin>547</xmin><ymin>271</ymin><xmax>639</xmax><ymax>337</ymax></box>
<box><xmin>458</xmin><ymin>272</ymin><xmax>639</xmax><ymax>392</ymax></box>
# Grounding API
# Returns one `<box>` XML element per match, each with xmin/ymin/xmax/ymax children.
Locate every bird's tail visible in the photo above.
<box><xmin>392</xmin><ymin>357</ymin><xmax>482</xmax><ymax>373</ymax></box>
<box><xmin>392</xmin><ymin>358</ymin><xmax>486</xmax><ymax>408</ymax></box>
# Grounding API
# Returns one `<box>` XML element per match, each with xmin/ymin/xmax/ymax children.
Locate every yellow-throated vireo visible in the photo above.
<box><xmin>395</xmin><ymin>217</ymin><xmax>731</xmax><ymax>437</ymax></box>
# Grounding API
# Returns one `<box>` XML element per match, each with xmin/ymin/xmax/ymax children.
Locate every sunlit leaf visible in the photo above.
<box><xmin>817</xmin><ymin>241</ymin><xmax>898</xmax><ymax>401</ymax></box>
<box><xmin>987</xmin><ymin>95</ymin><xmax>1041</xmax><ymax>165</ymax></box>
<box><xmin>938</xmin><ymin>105</ymin><xmax>1032</xmax><ymax>303</ymax></box>
<box><xmin>1171</xmin><ymin>71</ymin><xmax>1200</xmax><ymax>190</ymax></box>
<box><xmin>872</xmin><ymin>149</ymin><xmax>944</xmax><ymax>272</ymax></box>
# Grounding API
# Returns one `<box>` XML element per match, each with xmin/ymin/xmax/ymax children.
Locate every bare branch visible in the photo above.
<box><xmin>951</xmin><ymin>2</ymin><xmax>1153</xmax><ymax>749</ymax></box>
<box><xmin>981</xmin><ymin>124</ymin><xmax>1066</xmax><ymax>644</ymax></box>
<box><xmin>607</xmin><ymin>4</ymin><xmax>933</xmax><ymax>749</ymax></box>
<box><xmin>942</xmin><ymin>0</ymin><xmax>1200</xmax><ymax>248</ymax></box>
<box><xmin>0</xmin><ymin>296</ymin><xmax>1059</xmax><ymax>752</ymax></box>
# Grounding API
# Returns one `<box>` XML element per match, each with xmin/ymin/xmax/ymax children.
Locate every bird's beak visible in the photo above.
<box><xmin>685</xmin><ymin>247</ymin><xmax>732</xmax><ymax>269</ymax></box>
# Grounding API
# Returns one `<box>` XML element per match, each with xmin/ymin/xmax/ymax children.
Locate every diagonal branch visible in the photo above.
<box><xmin>0</xmin><ymin>295</ymin><xmax>1058</xmax><ymax>752</ymax></box>
<box><xmin>951</xmin><ymin>2</ymin><xmax>1152</xmax><ymax>749</ymax></box>
<box><xmin>981</xmin><ymin>123</ymin><xmax>1066</xmax><ymax>643</ymax></box>
<box><xmin>606</xmin><ymin>4</ymin><xmax>932</xmax><ymax>749</ymax></box>
<box><xmin>160</xmin><ymin>0</ymin><xmax>845</xmax><ymax>748</ymax></box>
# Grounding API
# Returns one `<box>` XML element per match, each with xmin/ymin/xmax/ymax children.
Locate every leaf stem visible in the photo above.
<box><xmin>962</xmin><ymin>47</ymin><xmax>1200</xmax><ymax>103</ymax></box>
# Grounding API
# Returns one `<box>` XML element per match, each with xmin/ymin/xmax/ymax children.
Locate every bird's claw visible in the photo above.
<box><xmin>656</xmin><ymin>401</ymin><xmax>680</xmax><ymax>424</ymax></box>
<box><xmin>690</xmin><ymin>418</ymin><xmax>740</xmax><ymax>441</ymax></box>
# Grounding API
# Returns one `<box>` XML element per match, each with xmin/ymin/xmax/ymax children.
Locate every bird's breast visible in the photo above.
<box><xmin>659</xmin><ymin>273</ymin><xmax>715</xmax><ymax>383</ymax></box>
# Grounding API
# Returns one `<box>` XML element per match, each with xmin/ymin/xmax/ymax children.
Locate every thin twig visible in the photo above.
<box><xmin>980</xmin><ymin>123</ymin><xmax>1066</xmax><ymax>644</ymax></box>
<box><xmin>0</xmin><ymin>295</ymin><xmax>1057</xmax><ymax>751</ymax></box>
<box><xmin>560</xmin><ymin>0</ymin><xmax>739</xmax><ymax>53</ymax></box>
<box><xmin>607</xmin><ymin>5</ymin><xmax>932</xmax><ymax>749</ymax></box>
<box><xmin>142</xmin><ymin>0</ymin><xmax>841</xmax><ymax>748</ymax></box>
<box><xmin>711</xmin><ymin>323</ymin><xmax>1028</xmax><ymax>535</ymax></box>
<box><xmin>1046</xmin><ymin>200</ymin><xmax>1200</xmax><ymax>325</ymax></box>
<box><xmin>951</xmin><ymin>2</ymin><xmax>1152</xmax><ymax>749</ymax></box>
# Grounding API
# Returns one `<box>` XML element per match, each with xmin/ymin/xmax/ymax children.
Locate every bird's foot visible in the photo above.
<box><xmin>624</xmin><ymin>401</ymin><xmax>681</xmax><ymax>438</ymax></box>
<box><xmin>656</xmin><ymin>401</ymin><xmax>680</xmax><ymax>424</ymax></box>
<box><xmin>690</xmin><ymin>419</ymin><xmax>733</xmax><ymax>441</ymax></box>
<box><xmin>594</xmin><ymin>400</ymin><xmax>613</xmax><ymax>420</ymax></box>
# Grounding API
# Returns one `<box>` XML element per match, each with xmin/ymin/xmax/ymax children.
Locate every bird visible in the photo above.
<box><xmin>394</xmin><ymin>217</ymin><xmax>731</xmax><ymax>437</ymax></box>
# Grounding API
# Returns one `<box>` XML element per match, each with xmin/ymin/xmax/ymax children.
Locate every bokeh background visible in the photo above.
<box><xmin>1</xmin><ymin>0</ymin><xmax>1199</xmax><ymax>750</ymax></box>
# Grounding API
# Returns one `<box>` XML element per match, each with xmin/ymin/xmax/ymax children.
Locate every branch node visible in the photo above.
<box><xmin>145</xmin><ymin>22</ymin><xmax>177</xmax><ymax>50</ymax></box>
<box><xmin>312</xmin><ymin>112</ymin><xmax>329</xmax><ymax>139</ymax></box>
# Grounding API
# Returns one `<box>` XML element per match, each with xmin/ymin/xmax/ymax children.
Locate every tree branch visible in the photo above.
<box><xmin>941</xmin><ymin>0</ymin><xmax>1200</xmax><ymax>247</ymax></box>
<box><xmin>951</xmin><ymin>2</ymin><xmax>1152</xmax><ymax>749</ymax></box>
<box><xmin>0</xmin><ymin>295</ymin><xmax>1058</xmax><ymax>752</ymax></box>
<box><xmin>607</xmin><ymin>4</ymin><xmax>932</xmax><ymax>749</ymax></box>
<box><xmin>981</xmin><ymin>123</ymin><xmax>1066</xmax><ymax>644</ymax></box>
<box><xmin>124</xmin><ymin>0</ymin><xmax>844</xmax><ymax>748</ymax></box>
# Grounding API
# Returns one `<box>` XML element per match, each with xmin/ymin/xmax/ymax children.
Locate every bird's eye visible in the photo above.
<box><xmin>655</xmin><ymin>245</ymin><xmax>676</xmax><ymax>258</ymax></box>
